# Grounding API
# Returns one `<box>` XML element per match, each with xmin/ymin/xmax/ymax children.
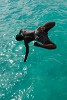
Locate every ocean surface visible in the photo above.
<box><xmin>0</xmin><ymin>0</ymin><xmax>67</xmax><ymax>100</ymax></box>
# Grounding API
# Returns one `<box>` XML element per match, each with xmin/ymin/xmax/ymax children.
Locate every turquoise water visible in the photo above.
<box><xmin>0</xmin><ymin>0</ymin><xmax>67</xmax><ymax>100</ymax></box>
